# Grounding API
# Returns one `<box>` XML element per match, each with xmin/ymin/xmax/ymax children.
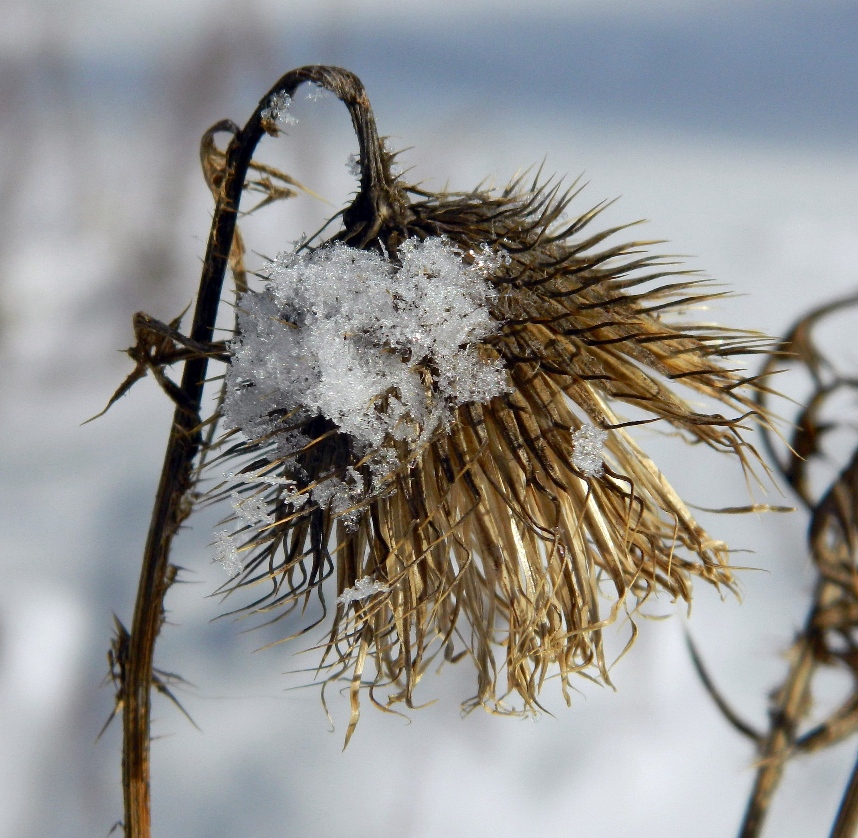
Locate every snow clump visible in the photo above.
<box><xmin>213</xmin><ymin>531</ymin><xmax>242</xmax><ymax>577</ymax></box>
<box><xmin>571</xmin><ymin>425</ymin><xmax>608</xmax><ymax>478</ymax></box>
<box><xmin>337</xmin><ymin>576</ymin><xmax>389</xmax><ymax>605</ymax></box>
<box><xmin>222</xmin><ymin>236</ymin><xmax>511</xmax><ymax>462</ymax></box>
<box><xmin>230</xmin><ymin>492</ymin><xmax>273</xmax><ymax>526</ymax></box>
<box><xmin>260</xmin><ymin>90</ymin><xmax>298</xmax><ymax>126</ymax></box>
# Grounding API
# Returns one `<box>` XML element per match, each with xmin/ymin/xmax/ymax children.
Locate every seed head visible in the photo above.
<box><xmin>208</xmin><ymin>71</ymin><xmax>768</xmax><ymax>738</ymax></box>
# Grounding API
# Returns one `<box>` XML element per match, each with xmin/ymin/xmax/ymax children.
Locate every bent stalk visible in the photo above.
<box><xmin>119</xmin><ymin>64</ymin><xmax>385</xmax><ymax>838</ymax></box>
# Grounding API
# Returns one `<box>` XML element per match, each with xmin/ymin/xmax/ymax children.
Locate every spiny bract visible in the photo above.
<box><xmin>208</xmin><ymin>72</ymin><xmax>767</xmax><ymax>740</ymax></box>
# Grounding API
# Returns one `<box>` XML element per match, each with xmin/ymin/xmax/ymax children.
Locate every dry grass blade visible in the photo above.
<box><xmin>737</xmin><ymin>624</ymin><xmax>818</xmax><ymax>838</ymax></box>
<box><xmin>755</xmin><ymin>291</ymin><xmax>858</xmax><ymax>509</ymax></box>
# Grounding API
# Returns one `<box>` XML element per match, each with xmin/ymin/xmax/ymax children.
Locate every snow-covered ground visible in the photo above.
<box><xmin>1</xmin><ymin>2</ymin><xmax>857</xmax><ymax>836</ymax></box>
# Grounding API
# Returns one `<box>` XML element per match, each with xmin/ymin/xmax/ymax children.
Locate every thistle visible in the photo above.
<box><xmin>202</xmin><ymin>66</ymin><xmax>768</xmax><ymax>738</ymax></box>
<box><xmin>107</xmin><ymin>66</ymin><xmax>781</xmax><ymax>838</ymax></box>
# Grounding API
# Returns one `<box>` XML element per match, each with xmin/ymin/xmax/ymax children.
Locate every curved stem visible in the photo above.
<box><xmin>121</xmin><ymin>117</ymin><xmax>258</xmax><ymax>838</ymax></box>
<box><xmin>120</xmin><ymin>65</ymin><xmax>392</xmax><ymax>838</ymax></box>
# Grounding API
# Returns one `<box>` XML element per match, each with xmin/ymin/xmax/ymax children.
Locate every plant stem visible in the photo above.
<box><xmin>738</xmin><ymin>564</ymin><xmax>856</xmax><ymax>837</ymax></box>
<box><xmin>737</xmin><ymin>629</ymin><xmax>817</xmax><ymax>838</ymax></box>
<box><xmin>119</xmin><ymin>65</ymin><xmax>389</xmax><ymax>838</ymax></box>
<box><xmin>121</xmin><ymin>123</ymin><xmax>252</xmax><ymax>838</ymax></box>
<box><xmin>831</xmin><ymin>750</ymin><xmax>858</xmax><ymax>838</ymax></box>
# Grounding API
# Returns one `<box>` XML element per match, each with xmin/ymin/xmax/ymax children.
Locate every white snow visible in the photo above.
<box><xmin>260</xmin><ymin>90</ymin><xmax>298</xmax><ymax>126</ymax></box>
<box><xmin>310</xmin><ymin>466</ymin><xmax>366</xmax><ymax>530</ymax></box>
<box><xmin>230</xmin><ymin>492</ymin><xmax>273</xmax><ymax>526</ymax></box>
<box><xmin>222</xmin><ymin>237</ymin><xmax>510</xmax><ymax>463</ymax></box>
<box><xmin>337</xmin><ymin>575</ymin><xmax>389</xmax><ymax>605</ymax></box>
<box><xmin>571</xmin><ymin>424</ymin><xmax>608</xmax><ymax>478</ymax></box>
<box><xmin>213</xmin><ymin>531</ymin><xmax>243</xmax><ymax>577</ymax></box>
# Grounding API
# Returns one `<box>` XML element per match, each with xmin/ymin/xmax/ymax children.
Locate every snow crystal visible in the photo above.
<box><xmin>222</xmin><ymin>237</ymin><xmax>510</xmax><ymax>462</ymax></box>
<box><xmin>469</xmin><ymin>242</ymin><xmax>511</xmax><ymax>274</ymax></box>
<box><xmin>214</xmin><ymin>531</ymin><xmax>243</xmax><ymax>577</ymax></box>
<box><xmin>368</xmin><ymin>447</ymin><xmax>400</xmax><ymax>493</ymax></box>
<box><xmin>571</xmin><ymin>425</ymin><xmax>608</xmax><ymax>478</ymax></box>
<box><xmin>225</xmin><ymin>468</ymin><xmax>297</xmax><ymax>490</ymax></box>
<box><xmin>337</xmin><ymin>576</ymin><xmax>388</xmax><ymax>605</ymax></box>
<box><xmin>311</xmin><ymin>467</ymin><xmax>365</xmax><ymax>530</ymax></box>
<box><xmin>260</xmin><ymin>90</ymin><xmax>298</xmax><ymax>126</ymax></box>
<box><xmin>382</xmin><ymin>139</ymin><xmax>403</xmax><ymax>177</ymax></box>
<box><xmin>346</xmin><ymin>153</ymin><xmax>361</xmax><ymax>177</ymax></box>
<box><xmin>230</xmin><ymin>492</ymin><xmax>273</xmax><ymax>526</ymax></box>
<box><xmin>305</xmin><ymin>82</ymin><xmax>328</xmax><ymax>102</ymax></box>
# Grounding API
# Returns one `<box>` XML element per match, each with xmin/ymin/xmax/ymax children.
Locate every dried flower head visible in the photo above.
<box><xmin>207</xmin><ymin>67</ymin><xmax>767</xmax><ymax>738</ymax></box>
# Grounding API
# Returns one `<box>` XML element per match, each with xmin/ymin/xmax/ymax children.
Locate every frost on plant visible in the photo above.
<box><xmin>230</xmin><ymin>492</ymin><xmax>273</xmax><ymax>525</ymax></box>
<box><xmin>571</xmin><ymin>425</ymin><xmax>608</xmax><ymax>478</ymax></box>
<box><xmin>346</xmin><ymin>153</ymin><xmax>361</xmax><ymax>177</ymax></box>
<box><xmin>199</xmin><ymin>71</ymin><xmax>772</xmax><ymax>730</ymax></box>
<box><xmin>222</xmin><ymin>236</ymin><xmax>510</xmax><ymax>479</ymax></box>
<box><xmin>226</xmin><ymin>466</ymin><xmax>297</xmax><ymax>490</ymax></box>
<box><xmin>260</xmin><ymin>90</ymin><xmax>298</xmax><ymax>126</ymax></box>
<box><xmin>382</xmin><ymin>139</ymin><xmax>403</xmax><ymax>177</ymax></box>
<box><xmin>305</xmin><ymin>81</ymin><xmax>328</xmax><ymax>101</ymax></box>
<box><xmin>214</xmin><ymin>531</ymin><xmax>242</xmax><ymax>577</ymax></box>
<box><xmin>337</xmin><ymin>576</ymin><xmax>389</xmax><ymax>605</ymax></box>
<box><xmin>310</xmin><ymin>467</ymin><xmax>366</xmax><ymax>531</ymax></box>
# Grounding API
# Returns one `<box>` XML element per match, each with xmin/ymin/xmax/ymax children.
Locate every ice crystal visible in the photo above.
<box><xmin>346</xmin><ymin>153</ymin><xmax>361</xmax><ymax>177</ymax></box>
<box><xmin>230</xmin><ymin>492</ymin><xmax>273</xmax><ymax>526</ymax></box>
<box><xmin>305</xmin><ymin>81</ymin><xmax>328</xmax><ymax>101</ymax></box>
<box><xmin>571</xmin><ymin>425</ymin><xmax>608</xmax><ymax>478</ymax></box>
<box><xmin>214</xmin><ymin>531</ymin><xmax>242</xmax><ymax>577</ymax></box>
<box><xmin>223</xmin><ymin>237</ymin><xmax>510</xmax><ymax>460</ymax></box>
<box><xmin>469</xmin><ymin>242</ymin><xmax>511</xmax><ymax>274</ymax></box>
<box><xmin>382</xmin><ymin>139</ymin><xmax>403</xmax><ymax>177</ymax></box>
<box><xmin>368</xmin><ymin>447</ymin><xmax>400</xmax><ymax>493</ymax></box>
<box><xmin>337</xmin><ymin>576</ymin><xmax>388</xmax><ymax>605</ymax></box>
<box><xmin>311</xmin><ymin>467</ymin><xmax>365</xmax><ymax>530</ymax></box>
<box><xmin>225</xmin><ymin>468</ymin><xmax>297</xmax><ymax>490</ymax></box>
<box><xmin>260</xmin><ymin>90</ymin><xmax>298</xmax><ymax>126</ymax></box>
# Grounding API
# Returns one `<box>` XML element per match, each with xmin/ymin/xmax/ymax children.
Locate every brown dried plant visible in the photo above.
<box><xmin>688</xmin><ymin>292</ymin><xmax>858</xmax><ymax>838</ymax></box>
<box><xmin>107</xmin><ymin>66</ymin><xmax>773</xmax><ymax>837</ymax></box>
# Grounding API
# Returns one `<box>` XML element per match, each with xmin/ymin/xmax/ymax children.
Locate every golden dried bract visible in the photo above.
<box><xmin>208</xmin><ymin>67</ymin><xmax>769</xmax><ymax>740</ymax></box>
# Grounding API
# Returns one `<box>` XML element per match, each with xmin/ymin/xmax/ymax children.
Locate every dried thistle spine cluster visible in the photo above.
<box><xmin>107</xmin><ymin>65</ymin><xmax>788</xmax><ymax>838</ymax></box>
<box><xmin>105</xmin><ymin>63</ymin><xmax>858</xmax><ymax>838</ymax></box>
<box><xmin>202</xmin><ymin>67</ymin><xmax>769</xmax><ymax>742</ymax></box>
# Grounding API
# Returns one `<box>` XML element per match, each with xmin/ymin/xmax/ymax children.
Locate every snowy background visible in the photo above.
<box><xmin>1</xmin><ymin>1</ymin><xmax>857</xmax><ymax>836</ymax></box>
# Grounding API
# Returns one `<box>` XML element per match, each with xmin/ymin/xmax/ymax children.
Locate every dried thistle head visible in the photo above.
<box><xmin>207</xmin><ymin>66</ymin><xmax>768</xmax><ymax>738</ymax></box>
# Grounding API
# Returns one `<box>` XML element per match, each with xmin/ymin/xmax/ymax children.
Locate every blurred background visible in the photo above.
<box><xmin>1</xmin><ymin>1</ymin><xmax>857</xmax><ymax>835</ymax></box>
